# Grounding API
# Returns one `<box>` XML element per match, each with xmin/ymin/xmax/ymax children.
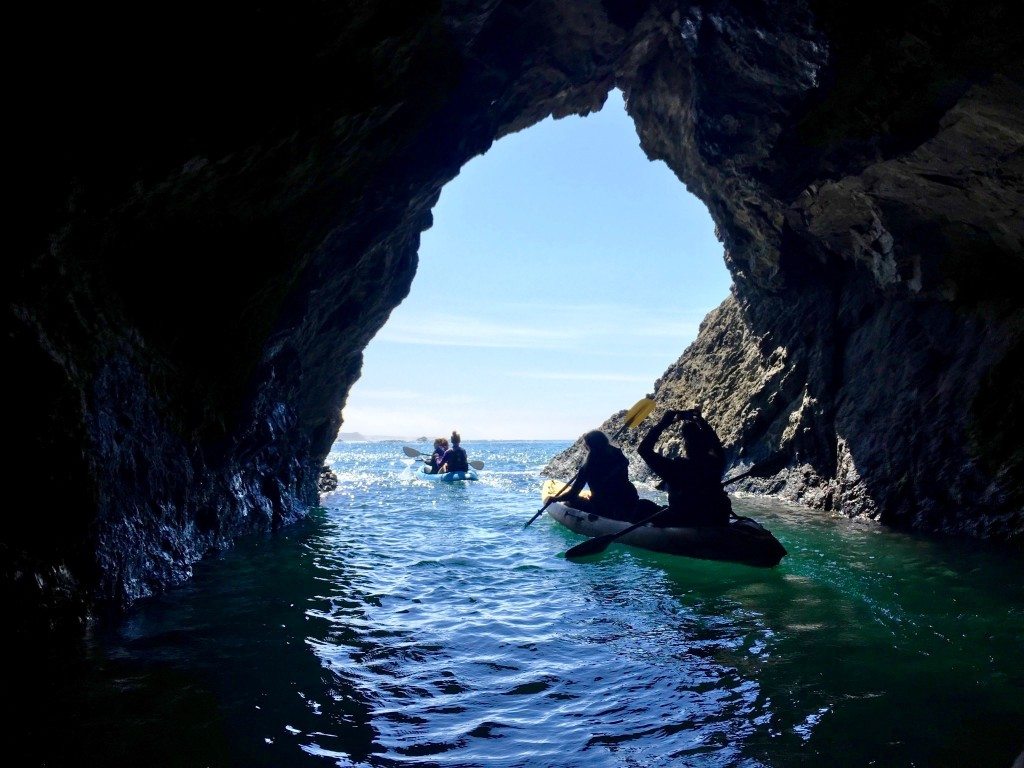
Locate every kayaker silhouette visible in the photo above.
<box><xmin>638</xmin><ymin>409</ymin><xmax>731</xmax><ymax>527</ymax></box>
<box><xmin>543</xmin><ymin>430</ymin><xmax>643</xmax><ymax>522</ymax></box>
<box><xmin>439</xmin><ymin>431</ymin><xmax>470</xmax><ymax>473</ymax></box>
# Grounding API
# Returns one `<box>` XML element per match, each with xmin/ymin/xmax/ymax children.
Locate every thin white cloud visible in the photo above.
<box><xmin>341</xmin><ymin>401</ymin><xmax>610</xmax><ymax>440</ymax></box>
<box><xmin>346</xmin><ymin>389</ymin><xmax>482</xmax><ymax>407</ymax></box>
<box><xmin>344</xmin><ymin>387</ymin><xmax>423</xmax><ymax>401</ymax></box>
<box><xmin>511</xmin><ymin>371</ymin><xmax>653</xmax><ymax>383</ymax></box>
<box><xmin>583</xmin><ymin>348</ymin><xmax>679</xmax><ymax>360</ymax></box>
<box><xmin>375</xmin><ymin>315</ymin><xmax>578</xmax><ymax>349</ymax></box>
<box><xmin>631</xmin><ymin>319</ymin><xmax>702</xmax><ymax>338</ymax></box>
<box><xmin>498</xmin><ymin>300</ymin><xmax>632</xmax><ymax>315</ymax></box>
<box><xmin>491</xmin><ymin>302</ymin><xmax>704</xmax><ymax>339</ymax></box>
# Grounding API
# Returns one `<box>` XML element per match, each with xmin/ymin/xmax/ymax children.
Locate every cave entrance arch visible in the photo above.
<box><xmin>340</xmin><ymin>90</ymin><xmax>731</xmax><ymax>442</ymax></box>
<box><xmin>11</xmin><ymin>0</ymin><xmax>1023</xmax><ymax>628</ymax></box>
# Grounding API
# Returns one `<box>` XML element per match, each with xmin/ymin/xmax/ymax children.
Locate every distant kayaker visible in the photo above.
<box><xmin>638</xmin><ymin>409</ymin><xmax>730</xmax><ymax>527</ymax></box>
<box><xmin>427</xmin><ymin>437</ymin><xmax>448</xmax><ymax>474</ymax></box>
<box><xmin>543</xmin><ymin>430</ymin><xmax>642</xmax><ymax>522</ymax></box>
<box><xmin>439</xmin><ymin>431</ymin><xmax>470</xmax><ymax>473</ymax></box>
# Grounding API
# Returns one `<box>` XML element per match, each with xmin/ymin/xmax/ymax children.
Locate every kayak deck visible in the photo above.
<box><xmin>421</xmin><ymin>466</ymin><xmax>479</xmax><ymax>482</ymax></box>
<box><xmin>541</xmin><ymin>480</ymin><xmax>786</xmax><ymax>567</ymax></box>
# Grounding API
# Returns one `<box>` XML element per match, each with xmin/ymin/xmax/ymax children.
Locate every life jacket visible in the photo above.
<box><xmin>658</xmin><ymin>436</ymin><xmax>730</xmax><ymax>526</ymax></box>
<box><xmin>429</xmin><ymin>448</ymin><xmax>445</xmax><ymax>473</ymax></box>
<box><xmin>584</xmin><ymin>445</ymin><xmax>639</xmax><ymax>515</ymax></box>
<box><xmin>640</xmin><ymin>414</ymin><xmax>731</xmax><ymax>527</ymax></box>
<box><xmin>445</xmin><ymin>446</ymin><xmax>469</xmax><ymax>473</ymax></box>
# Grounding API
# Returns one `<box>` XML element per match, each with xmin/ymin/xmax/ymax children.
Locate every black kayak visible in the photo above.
<box><xmin>541</xmin><ymin>480</ymin><xmax>787</xmax><ymax>567</ymax></box>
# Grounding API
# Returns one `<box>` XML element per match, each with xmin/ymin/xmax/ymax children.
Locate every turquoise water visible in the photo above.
<box><xmin>25</xmin><ymin>440</ymin><xmax>1023</xmax><ymax>767</ymax></box>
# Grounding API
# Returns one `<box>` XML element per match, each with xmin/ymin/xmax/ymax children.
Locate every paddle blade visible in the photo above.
<box><xmin>469</xmin><ymin>460</ymin><xmax>485</xmax><ymax>470</ymax></box>
<box><xmin>611</xmin><ymin>398</ymin><xmax>657</xmax><ymax>441</ymax></box>
<box><xmin>622</xmin><ymin>398</ymin><xmax>656</xmax><ymax>430</ymax></box>
<box><xmin>403</xmin><ymin>446</ymin><xmax>425</xmax><ymax>458</ymax></box>
<box><xmin>564</xmin><ymin>534</ymin><xmax>614</xmax><ymax>559</ymax></box>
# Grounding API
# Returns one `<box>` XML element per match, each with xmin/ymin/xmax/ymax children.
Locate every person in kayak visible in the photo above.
<box><xmin>544</xmin><ymin>430</ymin><xmax>642</xmax><ymax>522</ymax></box>
<box><xmin>426</xmin><ymin>437</ymin><xmax>448</xmax><ymax>474</ymax></box>
<box><xmin>638</xmin><ymin>408</ymin><xmax>731</xmax><ymax>527</ymax></box>
<box><xmin>439</xmin><ymin>431</ymin><xmax>469</xmax><ymax>473</ymax></box>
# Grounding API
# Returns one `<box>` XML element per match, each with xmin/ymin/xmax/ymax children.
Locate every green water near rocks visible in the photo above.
<box><xmin>20</xmin><ymin>441</ymin><xmax>1023</xmax><ymax>766</ymax></box>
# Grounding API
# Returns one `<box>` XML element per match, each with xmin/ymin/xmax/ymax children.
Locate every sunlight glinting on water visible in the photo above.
<box><xmin>285</xmin><ymin>441</ymin><xmax>1022</xmax><ymax>766</ymax></box>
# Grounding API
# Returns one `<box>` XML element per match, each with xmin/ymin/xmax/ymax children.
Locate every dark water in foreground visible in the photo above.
<box><xmin>20</xmin><ymin>441</ymin><xmax>1023</xmax><ymax>767</ymax></box>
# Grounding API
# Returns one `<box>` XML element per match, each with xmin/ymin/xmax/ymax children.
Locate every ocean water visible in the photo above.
<box><xmin>23</xmin><ymin>440</ymin><xmax>1023</xmax><ymax>767</ymax></box>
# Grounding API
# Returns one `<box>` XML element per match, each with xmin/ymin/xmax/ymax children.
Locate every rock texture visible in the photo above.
<box><xmin>7</xmin><ymin>0</ymin><xmax>1023</xmax><ymax>631</ymax></box>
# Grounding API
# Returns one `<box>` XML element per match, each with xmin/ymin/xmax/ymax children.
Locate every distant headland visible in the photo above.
<box><xmin>338</xmin><ymin>431</ymin><xmax>418</xmax><ymax>442</ymax></box>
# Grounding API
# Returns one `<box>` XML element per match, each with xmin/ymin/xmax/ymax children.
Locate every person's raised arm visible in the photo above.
<box><xmin>639</xmin><ymin>411</ymin><xmax>688</xmax><ymax>480</ymax></box>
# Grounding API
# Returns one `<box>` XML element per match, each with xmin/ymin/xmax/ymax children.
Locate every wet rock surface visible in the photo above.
<box><xmin>7</xmin><ymin>0</ymin><xmax>1023</xmax><ymax>630</ymax></box>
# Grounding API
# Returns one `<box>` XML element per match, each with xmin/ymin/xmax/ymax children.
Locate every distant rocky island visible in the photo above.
<box><xmin>338</xmin><ymin>431</ymin><xmax>410</xmax><ymax>442</ymax></box>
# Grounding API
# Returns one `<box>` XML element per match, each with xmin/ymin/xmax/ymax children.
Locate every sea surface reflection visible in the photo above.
<box><xmin>18</xmin><ymin>440</ymin><xmax>1023</xmax><ymax>767</ymax></box>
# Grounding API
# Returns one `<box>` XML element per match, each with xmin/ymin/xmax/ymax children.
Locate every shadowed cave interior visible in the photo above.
<box><xmin>7</xmin><ymin>0</ymin><xmax>1023</xmax><ymax>635</ymax></box>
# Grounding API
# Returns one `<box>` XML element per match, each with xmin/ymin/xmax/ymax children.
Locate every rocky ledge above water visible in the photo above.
<box><xmin>6</xmin><ymin>0</ymin><xmax>1022</xmax><ymax>633</ymax></box>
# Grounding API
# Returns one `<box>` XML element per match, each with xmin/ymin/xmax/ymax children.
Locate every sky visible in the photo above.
<box><xmin>340</xmin><ymin>90</ymin><xmax>731</xmax><ymax>440</ymax></box>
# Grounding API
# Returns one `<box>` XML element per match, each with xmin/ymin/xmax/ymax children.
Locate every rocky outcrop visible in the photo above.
<box><xmin>7</xmin><ymin>0</ymin><xmax>1023</xmax><ymax>631</ymax></box>
<box><xmin>549</xmin><ymin>4</ymin><xmax>1024</xmax><ymax>543</ymax></box>
<box><xmin>549</xmin><ymin>284</ymin><xmax>1023</xmax><ymax>540</ymax></box>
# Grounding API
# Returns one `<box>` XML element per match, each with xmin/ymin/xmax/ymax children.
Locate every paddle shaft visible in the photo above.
<box><xmin>720</xmin><ymin>466</ymin><xmax>758</xmax><ymax>486</ymax></box>
<box><xmin>720</xmin><ymin>454</ymin><xmax>790</xmax><ymax>486</ymax></box>
<box><xmin>406</xmin><ymin>447</ymin><xmax>483</xmax><ymax>470</ymax></box>
<box><xmin>422</xmin><ymin>457</ymin><xmax>485</xmax><ymax>471</ymax></box>
<box><xmin>526</xmin><ymin>468</ymin><xmax>581</xmax><ymax>528</ymax></box>
<box><xmin>609</xmin><ymin>421</ymin><xmax>631</xmax><ymax>442</ymax></box>
<box><xmin>432</xmin><ymin>458</ymin><xmax>485</xmax><ymax>471</ymax></box>
<box><xmin>563</xmin><ymin>504</ymin><xmax>669</xmax><ymax>558</ymax></box>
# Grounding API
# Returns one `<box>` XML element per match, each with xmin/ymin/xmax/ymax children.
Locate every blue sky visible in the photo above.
<box><xmin>340</xmin><ymin>90</ymin><xmax>731</xmax><ymax>440</ymax></box>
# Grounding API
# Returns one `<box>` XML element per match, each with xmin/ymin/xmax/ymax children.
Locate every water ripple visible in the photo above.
<box><xmin>38</xmin><ymin>440</ymin><xmax>1024</xmax><ymax>768</ymax></box>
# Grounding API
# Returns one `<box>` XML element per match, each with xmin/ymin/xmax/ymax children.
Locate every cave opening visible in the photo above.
<box><xmin>340</xmin><ymin>90</ymin><xmax>731</xmax><ymax>441</ymax></box>
<box><xmin>7</xmin><ymin>11</ymin><xmax>1024</xmax><ymax>765</ymax></box>
<box><xmin>8</xmin><ymin>0</ymin><xmax>1022</xmax><ymax>647</ymax></box>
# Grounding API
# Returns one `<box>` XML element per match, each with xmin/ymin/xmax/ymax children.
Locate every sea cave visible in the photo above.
<box><xmin>7</xmin><ymin>0</ymin><xmax>1024</xmax><ymax>738</ymax></box>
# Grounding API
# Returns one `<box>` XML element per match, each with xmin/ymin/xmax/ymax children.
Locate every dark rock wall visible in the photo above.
<box><xmin>7</xmin><ymin>0</ymin><xmax>1023</xmax><ymax>629</ymax></box>
<box><xmin>549</xmin><ymin>1</ymin><xmax>1023</xmax><ymax>542</ymax></box>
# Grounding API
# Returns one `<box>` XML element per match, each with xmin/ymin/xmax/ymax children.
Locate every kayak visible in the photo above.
<box><xmin>420</xmin><ymin>465</ymin><xmax>479</xmax><ymax>482</ymax></box>
<box><xmin>540</xmin><ymin>479</ymin><xmax>786</xmax><ymax>567</ymax></box>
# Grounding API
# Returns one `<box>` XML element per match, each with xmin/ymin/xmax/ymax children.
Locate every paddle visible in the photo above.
<box><xmin>402</xmin><ymin>446</ymin><xmax>485</xmax><ymax>471</ymax></box>
<box><xmin>563</xmin><ymin>452</ymin><xmax>790</xmax><ymax>559</ymax></box>
<box><xmin>524</xmin><ymin>397</ymin><xmax>656</xmax><ymax>529</ymax></box>
<box><xmin>524</xmin><ymin>467</ymin><xmax>581</xmax><ymax>529</ymax></box>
